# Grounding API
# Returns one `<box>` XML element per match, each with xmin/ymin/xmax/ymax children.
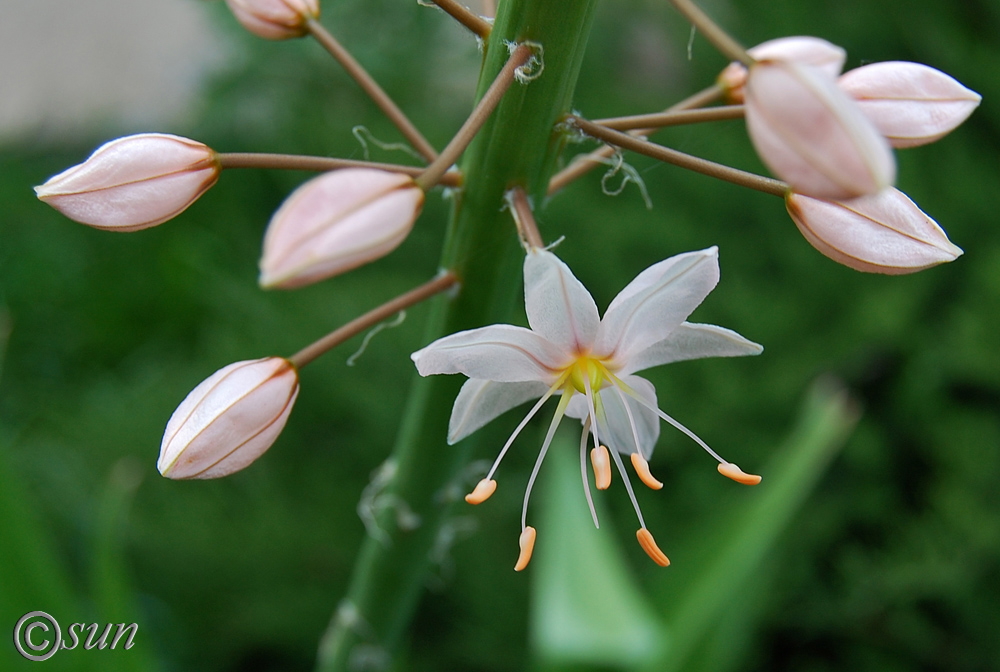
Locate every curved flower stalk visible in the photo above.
<box><xmin>744</xmin><ymin>57</ymin><xmax>896</xmax><ymax>200</ymax></box>
<box><xmin>158</xmin><ymin>357</ymin><xmax>300</xmax><ymax>479</ymax></box>
<box><xmin>786</xmin><ymin>188</ymin><xmax>963</xmax><ymax>274</ymax></box>
<box><xmin>412</xmin><ymin>247</ymin><xmax>763</xmax><ymax>570</ymax></box>
<box><xmin>35</xmin><ymin>133</ymin><xmax>220</xmax><ymax>232</ymax></box>
<box><xmin>225</xmin><ymin>0</ymin><xmax>319</xmax><ymax>40</ymax></box>
<box><xmin>719</xmin><ymin>36</ymin><xmax>847</xmax><ymax>104</ymax></box>
<box><xmin>838</xmin><ymin>61</ymin><xmax>982</xmax><ymax>149</ymax></box>
<box><xmin>259</xmin><ymin>168</ymin><xmax>424</xmax><ymax>289</ymax></box>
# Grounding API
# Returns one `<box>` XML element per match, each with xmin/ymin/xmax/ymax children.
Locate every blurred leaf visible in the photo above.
<box><xmin>647</xmin><ymin>378</ymin><xmax>860</xmax><ymax>672</ymax></box>
<box><xmin>532</xmin><ymin>430</ymin><xmax>664</xmax><ymax>670</ymax></box>
<box><xmin>0</xmin><ymin>442</ymin><xmax>85</xmax><ymax>672</ymax></box>
<box><xmin>89</xmin><ymin>458</ymin><xmax>155</xmax><ymax>672</ymax></box>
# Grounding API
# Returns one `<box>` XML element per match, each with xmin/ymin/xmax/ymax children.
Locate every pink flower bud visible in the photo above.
<box><xmin>838</xmin><ymin>61</ymin><xmax>981</xmax><ymax>148</ymax></box>
<box><xmin>225</xmin><ymin>0</ymin><xmax>319</xmax><ymax>40</ymax></box>
<box><xmin>720</xmin><ymin>36</ymin><xmax>846</xmax><ymax>104</ymax></box>
<box><xmin>158</xmin><ymin>357</ymin><xmax>300</xmax><ymax>479</ymax></box>
<box><xmin>259</xmin><ymin>168</ymin><xmax>425</xmax><ymax>289</ymax></box>
<box><xmin>35</xmin><ymin>133</ymin><xmax>219</xmax><ymax>232</ymax></box>
<box><xmin>786</xmin><ymin>188</ymin><xmax>963</xmax><ymax>274</ymax></box>
<box><xmin>745</xmin><ymin>59</ymin><xmax>896</xmax><ymax>200</ymax></box>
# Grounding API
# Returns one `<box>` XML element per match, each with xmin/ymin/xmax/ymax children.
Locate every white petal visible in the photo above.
<box><xmin>411</xmin><ymin>324</ymin><xmax>569</xmax><ymax>383</ymax></box>
<box><xmin>594</xmin><ymin>248</ymin><xmax>720</xmax><ymax>365</ymax></box>
<box><xmin>619</xmin><ymin>322</ymin><xmax>763</xmax><ymax>376</ymax></box>
<box><xmin>523</xmin><ymin>248</ymin><xmax>600</xmax><ymax>352</ymax></box>
<box><xmin>567</xmin><ymin>376</ymin><xmax>660</xmax><ymax>459</ymax></box>
<box><xmin>447</xmin><ymin>379</ymin><xmax>551</xmax><ymax>444</ymax></box>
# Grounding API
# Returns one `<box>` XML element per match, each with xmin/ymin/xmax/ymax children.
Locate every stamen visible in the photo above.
<box><xmin>636</xmin><ymin>528</ymin><xmax>670</xmax><ymax>567</ymax></box>
<box><xmin>609</xmin><ymin>370</ymin><xmax>728</xmax><ymax>464</ymax></box>
<box><xmin>515</xmin><ymin>526</ymin><xmax>537</xmax><ymax>571</ymax></box>
<box><xmin>521</xmin><ymin>391</ymin><xmax>573</xmax><ymax>530</ymax></box>
<box><xmin>579</xmin><ymin>418</ymin><xmax>600</xmax><ymax>528</ymax></box>
<box><xmin>609</xmin><ymin>377</ymin><xmax>651</xmax><ymax>463</ymax></box>
<box><xmin>591</xmin><ymin>445</ymin><xmax>612</xmax><ymax>490</ymax></box>
<box><xmin>718</xmin><ymin>462</ymin><xmax>762</xmax><ymax>485</ymax></box>
<box><xmin>608</xmin><ymin>445</ymin><xmax>647</xmax><ymax>529</ymax></box>
<box><xmin>465</xmin><ymin>478</ymin><xmax>497</xmax><ymax>504</ymax></box>
<box><xmin>630</xmin><ymin>452</ymin><xmax>664</xmax><ymax>490</ymax></box>
<box><xmin>485</xmin><ymin>376</ymin><xmax>566</xmax><ymax>482</ymax></box>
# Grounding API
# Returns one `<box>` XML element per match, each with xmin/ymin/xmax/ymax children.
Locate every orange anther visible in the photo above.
<box><xmin>465</xmin><ymin>478</ymin><xmax>497</xmax><ymax>504</ymax></box>
<box><xmin>636</xmin><ymin>528</ymin><xmax>670</xmax><ymax>567</ymax></box>
<box><xmin>717</xmin><ymin>462</ymin><xmax>762</xmax><ymax>485</ymax></box>
<box><xmin>630</xmin><ymin>452</ymin><xmax>663</xmax><ymax>490</ymax></box>
<box><xmin>590</xmin><ymin>445</ymin><xmax>612</xmax><ymax>490</ymax></box>
<box><xmin>514</xmin><ymin>526</ymin><xmax>537</xmax><ymax>572</ymax></box>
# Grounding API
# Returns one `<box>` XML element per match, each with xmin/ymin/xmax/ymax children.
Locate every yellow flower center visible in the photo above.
<box><xmin>567</xmin><ymin>355</ymin><xmax>607</xmax><ymax>395</ymax></box>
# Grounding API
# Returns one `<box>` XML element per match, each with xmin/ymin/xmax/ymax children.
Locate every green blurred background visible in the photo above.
<box><xmin>2</xmin><ymin>0</ymin><xmax>998</xmax><ymax>670</ymax></box>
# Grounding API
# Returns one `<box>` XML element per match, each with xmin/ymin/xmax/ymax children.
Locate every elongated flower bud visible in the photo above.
<box><xmin>838</xmin><ymin>61</ymin><xmax>981</xmax><ymax>148</ymax></box>
<box><xmin>225</xmin><ymin>0</ymin><xmax>319</xmax><ymax>40</ymax></box>
<box><xmin>35</xmin><ymin>133</ymin><xmax>219</xmax><ymax>232</ymax></box>
<box><xmin>786</xmin><ymin>188</ymin><xmax>963</xmax><ymax>274</ymax></box>
<box><xmin>259</xmin><ymin>168</ymin><xmax>424</xmax><ymax>289</ymax></box>
<box><xmin>719</xmin><ymin>36</ymin><xmax>846</xmax><ymax>104</ymax></box>
<box><xmin>745</xmin><ymin>59</ymin><xmax>895</xmax><ymax>199</ymax></box>
<box><xmin>158</xmin><ymin>357</ymin><xmax>299</xmax><ymax>479</ymax></box>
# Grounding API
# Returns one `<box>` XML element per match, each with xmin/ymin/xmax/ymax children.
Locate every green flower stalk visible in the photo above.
<box><xmin>315</xmin><ymin>1</ymin><xmax>601</xmax><ymax>668</ymax></box>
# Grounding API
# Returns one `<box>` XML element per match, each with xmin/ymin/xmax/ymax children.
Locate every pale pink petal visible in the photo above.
<box><xmin>159</xmin><ymin>357</ymin><xmax>299</xmax><ymax>479</ymax></box>
<box><xmin>594</xmin><ymin>247</ymin><xmax>720</xmax><ymax>364</ymax></box>
<box><xmin>745</xmin><ymin>59</ymin><xmax>895</xmax><ymax>199</ymax></box>
<box><xmin>35</xmin><ymin>133</ymin><xmax>219</xmax><ymax>231</ymax></box>
<box><xmin>839</xmin><ymin>61</ymin><xmax>981</xmax><ymax>148</ymax></box>
<box><xmin>225</xmin><ymin>0</ymin><xmax>319</xmax><ymax>39</ymax></box>
<box><xmin>260</xmin><ymin>168</ymin><xmax>424</xmax><ymax>289</ymax></box>
<box><xmin>411</xmin><ymin>325</ymin><xmax>571</xmax><ymax>383</ymax></box>
<box><xmin>447</xmin><ymin>379</ymin><xmax>551</xmax><ymax>444</ymax></box>
<box><xmin>787</xmin><ymin>188</ymin><xmax>963</xmax><ymax>274</ymax></box>
<box><xmin>619</xmin><ymin>323</ymin><xmax>763</xmax><ymax>376</ymax></box>
<box><xmin>721</xmin><ymin>36</ymin><xmax>847</xmax><ymax>103</ymax></box>
<box><xmin>523</xmin><ymin>248</ymin><xmax>600</xmax><ymax>354</ymax></box>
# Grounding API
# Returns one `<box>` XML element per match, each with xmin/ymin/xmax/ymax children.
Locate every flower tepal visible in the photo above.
<box><xmin>745</xmin><ymin>58</ymin><xmax>895</xmax><ymax>199</ymax></box>
<box><xmin>159</xmin><ymin>357</ymin><xmax>300</xmax><ymax>479</ymax></box>
<box><xmin>259</xmin><ymin>168</ymin><xmax>424</xmax><ymax>289</ymax></box>
<box><xmin>412</xmin><ymin>247</ymin><xmax>763</xmax><ymax>570</ymax></box>
<box><xmin>35</xmin><ymin>133</ymin><xmax>220</xmax><ymax>232</ymax></box>
<box><xmin>225</xmin><ymin>0</ymin><xmax>320</xmax><ymax>40</ymax></box>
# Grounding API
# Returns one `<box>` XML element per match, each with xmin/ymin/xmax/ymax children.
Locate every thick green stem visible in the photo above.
<box><xmin>313</xmin><ymin>1</ymin><xmax>600</xmax><ymax>670</ymax></box>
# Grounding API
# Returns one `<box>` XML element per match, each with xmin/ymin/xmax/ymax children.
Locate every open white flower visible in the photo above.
<box><xmin>411</xmin><ymin>246</ymin><xmax>763</xmax><ymax>570</ymax></box>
